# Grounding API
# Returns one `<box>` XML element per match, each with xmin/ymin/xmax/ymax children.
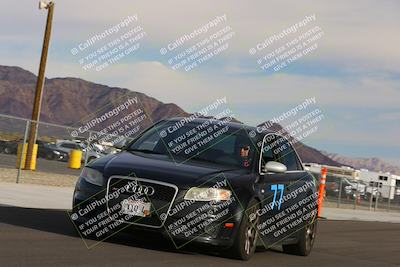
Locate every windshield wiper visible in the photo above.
<box><xmin>128</xmin><ymin>149</ymin><xmax>163</xmax><ymax>155</ymax></box>
<box><xmin>189</xmin><ymin>157</ymin><xmax>217</xmax><ymax>164</ymax></box>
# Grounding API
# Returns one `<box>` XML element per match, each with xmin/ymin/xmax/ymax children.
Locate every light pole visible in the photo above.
<box><xmin>25</xmin><ymin>1</ymin><xmax>54</xmax><ymax>170</ymax></box>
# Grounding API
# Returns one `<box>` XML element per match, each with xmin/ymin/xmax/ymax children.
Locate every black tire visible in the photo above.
<box><xmin>282</xmin><ymin>210</ymin><xmax>317</xmax><ymax>256</ymax></box>
<box><xmin>227</xmin><ymin>199</ymin><xmax>259</xmax><ymax>260</ymax></box>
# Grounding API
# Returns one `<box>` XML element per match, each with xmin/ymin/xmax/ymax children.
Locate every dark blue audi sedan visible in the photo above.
<box><xmin>72</xmin><ymin>117</ymin><xmax>318</xmax><ymax>260</ymax></box>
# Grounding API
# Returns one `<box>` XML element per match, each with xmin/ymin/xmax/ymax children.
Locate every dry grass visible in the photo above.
<box><xmin>0</xmin><ymin>168</ymin><xmax>78</xmax><ymax>187</ymax></box>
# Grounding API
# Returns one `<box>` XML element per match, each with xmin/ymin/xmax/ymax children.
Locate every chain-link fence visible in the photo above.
<box><xmin>0</xmin><ymin>113</ymin><xmax>130</xmax><ymax>186</ymax></box>
<box><xmin>309</xmin><ymin>171</ymin><xmax>400</xmax><ymax>213</ymax></box>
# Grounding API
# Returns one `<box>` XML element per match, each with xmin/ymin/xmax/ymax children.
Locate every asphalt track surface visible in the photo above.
<box><xmin>0</xmin><ymin>206</ymin><xmax>399</xmax><ymax>267</ymax></box>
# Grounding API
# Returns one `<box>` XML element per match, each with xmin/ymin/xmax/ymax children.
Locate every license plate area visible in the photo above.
<box><xmin>121</xmin><ymin>199</ymin><xmax>151</xmax><ymax>217</ymax></box>
<box><xmin>106</xmin><ymin>176</ymin><xmax>178</xmax><ymax>228</ymax></box>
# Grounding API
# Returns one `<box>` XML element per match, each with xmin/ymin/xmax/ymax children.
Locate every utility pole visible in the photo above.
<box><xmin>25</xmin><ymin>1</ymin><xmax>55</xmax><ymax>170</ymax></box>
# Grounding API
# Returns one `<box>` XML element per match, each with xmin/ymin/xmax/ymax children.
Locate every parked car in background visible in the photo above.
<box><xmin>0</xmin><ymin>139</ymin><xmax>68</xmax><ymax>161</ymax></box>
<box><xmin>42</xmin><ymin>142</ymin><xmax>69</xmax><ymax>162</ymax></box>
<box><xmin>0</xmin><ymin>140</ymin><xmax>7</xmax><ymax>153</ymax></box>
<box><xmin>325</xmin><ymin>175</ymin><xmax>365</xmax><ymax>199</ymax></box>
<box><xmin>80</xmin><ymin>142</ymin><xmax>120</xmax><ymax>156</ymax></box>
<box><xmin>346</xmin><ymin>179</ymin><xmax>367</xmax><ymax>198</ymax></box>
<box><xmin>365</xmin><ymin>182</ymin><xmax>383</xmax><ymax>201</ymax></box>
<box><xmin>325</xmin><ymin>175</ymin><xmax>341</xmax><ymax>197</ymax></box>
<box><xmin>36</xmin><ymin>140</ymin><xmax>50</xmax><ymax>158</ymax></box>
<box><xmin>54</xmin><ymin>140</ymin><xmax>104</xmax><ymax>162</ymax></box>
<box><xmin>0</xmin><ymin>138</ymin><xmax>105</xmax><ymax>162</ymax></box>
<box><xmin>1</xmin><ymin>139</ymin><xmax>20</xmax><ymax>154</ymax></box>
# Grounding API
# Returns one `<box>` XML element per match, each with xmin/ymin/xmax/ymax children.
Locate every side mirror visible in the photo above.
<box><xmin>113</xmin><ymin>139</ymin><xmax>127</xmax><ymax>150</ymax></box>
<box><xmin>265</xmin><ymin>161</ymin><xmax>287</xmax><ymax>173</ymax></box>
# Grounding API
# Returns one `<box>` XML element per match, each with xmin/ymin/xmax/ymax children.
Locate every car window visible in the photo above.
<box><xmin>133</xmin><ymin>129</ymin><xmax>161</xmax><ymax>151</ymax></box>
<box><xmin>210</xmin><ymin>134</ymin><xmax>235</xmax><ymax>154</ymax></box>
<box><xmin>274</xmin><ymin>136</ymin><xmax>300</xmax><ymax>171</ymax></box>
<box><xmin>128</xmin><ymin>121</ymin><xmax>254</xmax><ymax>169</ymax></box>
<box><xmin>259</xmin><ymin>134</ymin><xmax>280</xmax><ymax>173</ymax></box>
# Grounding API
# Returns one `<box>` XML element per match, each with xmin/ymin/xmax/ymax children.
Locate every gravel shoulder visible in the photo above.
<box><xmin>0</xmin><ymin>167</ymin><xmax>78</xmax><ymax>187</ymax></box>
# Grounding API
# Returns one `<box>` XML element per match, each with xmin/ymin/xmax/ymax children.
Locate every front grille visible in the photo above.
<box><xmin>106</xmin><ymin>176</ymin><xmax>178</xmax><ymax>228</ymax></box>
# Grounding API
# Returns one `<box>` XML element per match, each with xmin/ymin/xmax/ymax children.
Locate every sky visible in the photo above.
<box><xmin>0</xmin><ymin>0</ymin><xmax>399</xmax><ymax>165</ymax></box>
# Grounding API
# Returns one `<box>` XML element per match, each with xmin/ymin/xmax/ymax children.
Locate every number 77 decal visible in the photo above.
<box><xmin>271</xmin><ymin>184</ymin><xmax>285</xmax><ymax>210</ymax></box>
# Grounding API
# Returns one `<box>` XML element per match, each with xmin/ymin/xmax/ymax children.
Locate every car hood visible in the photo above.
<box><xmin>90</xmin><ymin>151</ymin><xmax>249</xmax><ymax>188</ymax></box>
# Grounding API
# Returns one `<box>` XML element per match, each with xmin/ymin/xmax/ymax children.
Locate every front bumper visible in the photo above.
<box><xmin>72</xmin><ymin>177</ymin><xmax>245</xmax><ymax>248</ymax></box>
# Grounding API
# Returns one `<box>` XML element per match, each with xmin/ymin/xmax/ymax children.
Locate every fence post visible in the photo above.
<box><xmin>84</xmin><ymin>131</ymin><xmax>93</xmax><ymax>166</ymax></box>
<box><xmin>369</xmin><ymin>184</ymin><xmax>374</xmax><ymax>211</ymax></box>
<box><xmin>337</xmin><ymin>177</ymin><xmax>342</xmax><ymax>208</ymax></box>
<box><xmin>17</xmin><ymin>120</ymin><xmax>30</xmax><ymax>184</ymax></box>
<box><xmin>387</xmin><ymin>186</ymin><xmax>391</xmax><ymax>212</ymax></box>
<box><xmin>353</xmin><ymin>181</ymin><xmax>359</xmax><ymax>209</ymax></box>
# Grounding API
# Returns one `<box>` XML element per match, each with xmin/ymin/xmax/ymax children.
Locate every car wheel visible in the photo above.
<box><xmin>282</xmin><ymin>210</ymin><xmax>317</xmax><ymax>256</ymax></box>
<box><xmin>228</xmin><ymin>199</ymin><xmax>259</xmax><ymax>260</ymax></box>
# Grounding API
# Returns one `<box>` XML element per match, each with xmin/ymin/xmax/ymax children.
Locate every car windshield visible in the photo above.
<box><xmin>128</xmin><ymin>120</ymin><xmax>255</xmax><ymax>169</ymax></box>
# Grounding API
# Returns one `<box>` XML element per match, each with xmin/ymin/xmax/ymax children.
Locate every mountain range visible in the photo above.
<box><xmin>0</xmin><ymin>65</ymin><xmax>397</xmax><ymax>174</ymax></box>
<box><xmin>322</xmin><ymin>152</ymin><xmax>400</xmax><ymax>176</ymax></box>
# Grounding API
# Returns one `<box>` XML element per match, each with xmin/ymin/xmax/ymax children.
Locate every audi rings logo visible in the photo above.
<box><xmin>126</xmin><ymin>183</ymin><xmax>155</xmax><ymax>196</ymax></box>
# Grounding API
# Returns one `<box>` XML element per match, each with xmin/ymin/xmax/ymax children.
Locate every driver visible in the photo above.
<box><xmin>239</xmin><ymin>145</ymin><xmax>251</xmax><ymax>167</ymax></box>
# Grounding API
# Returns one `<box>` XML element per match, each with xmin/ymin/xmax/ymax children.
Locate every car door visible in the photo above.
<box><xmin>255</xmin><ymin>134</ymin><xmax>309</xmax><ymax>247</ymax></box>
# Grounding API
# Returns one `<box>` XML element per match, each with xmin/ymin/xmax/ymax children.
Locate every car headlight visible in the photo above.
<box><xmin>53</xmin><ymin>151</ymin><xmax>60</xmax><ymax>155</ymax></box>
<box><xmin>184</xmin><ymin>187</ymin><xmax>231</xmax><ymax>201</ymax></box>
<box><xmin>80</xmin><ymin>167</ymin><xmax>103</xmax><ymax>186</ymax></box>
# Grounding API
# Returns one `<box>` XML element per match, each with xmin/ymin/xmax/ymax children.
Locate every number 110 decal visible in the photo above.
<box><xmin>271</xmin><ymin>184</ymin><xmax>284</xmax><ymax>210</ymax></box>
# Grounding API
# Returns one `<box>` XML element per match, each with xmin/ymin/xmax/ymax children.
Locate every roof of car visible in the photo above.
<box><xmin>165</xmin><ymin>117</ymin><xmax>276</xmax><ymax>135</ymax></box>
